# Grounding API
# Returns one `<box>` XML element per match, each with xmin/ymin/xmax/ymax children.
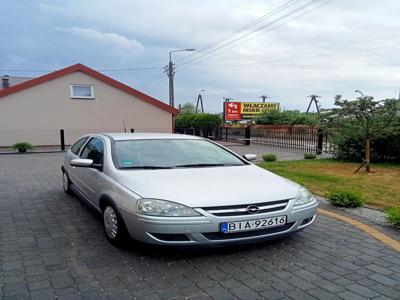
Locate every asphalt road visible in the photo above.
<box><xmin>1</xmin><ymin>153</ymin><xmax>400</xmax><ymax>300</ymax></box>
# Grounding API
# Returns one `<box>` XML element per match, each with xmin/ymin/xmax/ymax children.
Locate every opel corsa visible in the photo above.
<box><xmin>62</xmin><ymin>133</ymin><xmax>318</xmax><ymax>246</ymax></box>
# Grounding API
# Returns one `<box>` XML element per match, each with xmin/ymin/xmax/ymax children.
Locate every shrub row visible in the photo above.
<box><xmin>175</xmin><ymin>114</ymin><xmax>222</xmax><ymax>129</ymax></box>
<box><xmin>255</xmin><ymin>110</ymin><xmax>319</xmax><ymax>126</ymax></box>
<box><xmin>331</xmin><ymin>133</ymin><xmax>400</xmax><ymax>163</ymax></box>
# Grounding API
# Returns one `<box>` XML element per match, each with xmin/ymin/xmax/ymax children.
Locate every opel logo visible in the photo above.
<box><xmin>247</xmin><ymin>205</ymin><xmax>260</xmax><ymax>214</ymax></box>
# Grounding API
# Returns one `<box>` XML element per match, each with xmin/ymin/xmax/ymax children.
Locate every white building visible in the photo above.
<box><xmin>0</xmin><ymin>63</ymin><xmax>178</xmax><ymax>147</ymax></box>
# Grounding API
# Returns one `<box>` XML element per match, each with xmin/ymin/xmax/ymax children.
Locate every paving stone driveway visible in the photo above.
<box><xmin>1</xmin><ymin>153</ymin><xmax>400</xmax><ymax>300</ymax></box>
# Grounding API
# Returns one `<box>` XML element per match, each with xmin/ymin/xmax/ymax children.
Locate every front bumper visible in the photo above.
<box><xmin>118</xmin><ymin>199</ymin><xmax>318</xmax><ymax>246</ymax></box>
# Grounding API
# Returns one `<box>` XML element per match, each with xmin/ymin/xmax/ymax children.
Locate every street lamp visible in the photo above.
<box><xmin>166</xmin><ymin>48</ymin><xmax>195</xmax><ymax>108</ymax></box>
<box><xmin>355</xmin><ymin>90</ymin><xmax>365</xmax><ymax>98</ymax></box>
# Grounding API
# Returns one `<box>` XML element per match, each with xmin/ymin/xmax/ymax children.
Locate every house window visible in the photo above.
<box><xmin>70</xmin><ymin>84</ymin><xmax>94</xmax><ymax>99</ymax></box>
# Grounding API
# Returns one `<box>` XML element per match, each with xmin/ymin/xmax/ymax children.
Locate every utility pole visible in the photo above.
<box><xmin>222</xmin><ymin>97</ymin><xmax>233</xmax><ymax>125</ymax></box>
<box><xmin>306</xmin><ymin>95</ymin><xmax>321</xmax><ymax>114</ymax></box>
<box><xmin>195</xmin><ymin>90</ymin><xmax>205</xmax><ymax>114</ymax></box>
<box><xmin>165</xmin><ymin>59</ymin><xmax>175</xmax><ymax>108</ymax></box>
<box><xmin>259</xmin><ymin>95</ymin><xmax>270</xmax><ymax>103</ymax></box>
<box><xmin>165</xmin><ymin>48</ymin><xmax>195</xmax><ymax>108</ymax></box>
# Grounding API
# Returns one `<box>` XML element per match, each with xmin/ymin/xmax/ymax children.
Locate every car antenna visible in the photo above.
<box><xmin>123</xmin><ymin>120</ymin><xmax>127</xmax><ymax>133</ymax></box>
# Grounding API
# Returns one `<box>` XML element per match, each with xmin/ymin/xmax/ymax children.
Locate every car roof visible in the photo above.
<box><xmin>97</xmin><ymin>133</ymin><xmax>202</xmax><ymax>141</ymax></box>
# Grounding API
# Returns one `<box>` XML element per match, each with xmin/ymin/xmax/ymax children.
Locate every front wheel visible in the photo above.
<box><xmin>62</xmin><ymin>172</ymin><xmax>73</xmax><ymax>194</ymax></box>
<box><xmin>102</xmin><ymin>205</ymin><xmax>128</xmax><ymax>246</ymax></box>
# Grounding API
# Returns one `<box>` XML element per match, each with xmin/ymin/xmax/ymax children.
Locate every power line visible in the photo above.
<box><xmin>137</xmin><ymin>71</ymin><xmax>166</xmax><ymax>91</ymax></box>
<box><xmin>180</xmin><ymin>63</ymin><xmax>400</xmax><ymax>72</ymax></box>
<box><xmin>187</xmin><ymin>43</ymin><xmax>400</xmax><ymax>68</ymax></box>
<box><xmin>178</xmin><ymin>0</ymin><xmax>318</xmax><ymax>66</ymax></box>
<box><xmin>99</xmin><ymin>67</ymin><xmax>162</xmax><ymax>72</ymax></box>
<box><xmin>202</xmin><ymin>35</ymin><xmax>400</xmax><ymax>63</ymax></box>
<box><xmin>177</xmin><ymin>0</ymin><xmax>302</xmax><ymax>65</ymax></box>
<box><xmin>181</xmin><ymin>0</ymin><xmax>334</xmax><ymax>68</ymax></box>
<box><xmin>0</xmin><ymin>67</ymin><xmax>162</xmax><ymax>73</ymax></box>
<box><xmin>179</xmin><ymin>0</ymin><xmax>326</xmax><ymax>68</ymax></box>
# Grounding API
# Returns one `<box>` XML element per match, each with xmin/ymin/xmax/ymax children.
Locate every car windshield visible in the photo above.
<box><xmin>114</xmin><ymin>139</ymin><xmax>246</xmax><ymax>169</ymax></box>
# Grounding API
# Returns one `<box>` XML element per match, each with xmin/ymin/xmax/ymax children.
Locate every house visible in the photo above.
<box><xmin>0</xmin><ymin>63</ymin><xmax>178</xmax><ymax>147</ymax></box>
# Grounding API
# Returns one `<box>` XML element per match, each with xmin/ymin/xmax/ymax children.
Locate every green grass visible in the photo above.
<box><xmin>385</xmin><ymin>207</ymin><xmax>400</xmax><ymax>228</ymax></box>
<box><xmin>258</xmin><ymin>159</ymin><xmax>400</xmax><ymax>209</ymax></box>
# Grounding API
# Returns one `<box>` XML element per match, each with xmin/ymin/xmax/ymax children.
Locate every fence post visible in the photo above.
<box><xmin>130</xmin><ymin>128</ymin><xmax>134</xmax><ymax>133</ymax></box>
<box><xmin>60</xmin><ymin>129</ymin><xmax>65</xmax><ymax>151</ymax></box>
<box><xmin>245</xmin><ymin>126</ymin><xmax>251</xmax><ymax>145</ymax></box>
<box><xmin>215</xmin><ymin>127</ymin><xmax>220</xmax><ymax>140</ymax></box>
<box><xmin>225</xmin><ymin>127</ymin><xmax>228</xmax><ymax>142</ymax></box>
<box><xmin>317</xmin><ymin>128</ymin><xmax>323</xmax><ymax>154</ymax></box>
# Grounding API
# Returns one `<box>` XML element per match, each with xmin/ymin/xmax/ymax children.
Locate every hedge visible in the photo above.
<box><xmin>175</xmin><ymin>114</ymin><xmax>222</xmax><ymax>129</ymax></box>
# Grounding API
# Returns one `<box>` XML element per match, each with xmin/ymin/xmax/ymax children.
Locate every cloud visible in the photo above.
<box><xmin>3</xmin><ymin>0</ymin><xmax>400</xmax><ymax>110</ymax></box>
<box><xmin>56</xmin><ymin>27</ymin><xmax>143</xmax><ymax>56</ymax></box>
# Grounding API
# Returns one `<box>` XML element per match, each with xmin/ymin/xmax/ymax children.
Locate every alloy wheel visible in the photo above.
<box><xmin>62</xmin><ymin>173</ymin><xmax>69</xmax><ymax>191</ymax></box>
<box><xmin>103</xmin><ymin>206</ymin><xmax>118</xmax><ymax>239</ymax></box>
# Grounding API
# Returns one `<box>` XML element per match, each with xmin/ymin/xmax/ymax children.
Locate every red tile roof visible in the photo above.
<box><xmin>0</xmin><ymin>63</ymin><xmax>179</xmax><ymax>115</ymax></box>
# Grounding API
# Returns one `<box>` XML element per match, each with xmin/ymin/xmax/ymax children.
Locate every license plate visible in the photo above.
<box><xmin>220</xmin><ymin>215</ymin><xmax>287</xmax><ymax>233</ymax></box>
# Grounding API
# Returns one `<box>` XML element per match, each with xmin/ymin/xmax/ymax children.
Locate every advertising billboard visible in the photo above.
<box><xmin>224</xmin><ymin>102</ymin><xmax>279</xmax><ymax>121</ymax></box>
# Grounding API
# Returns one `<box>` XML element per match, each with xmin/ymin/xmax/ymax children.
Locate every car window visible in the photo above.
<box><xmin>114</xmin><ymin>139</ymin><xmax>246</xmax><ymax>169</ymax></box>
<box><xmin>70</xmin><ymin>137</ymin><xmax>89</xmax><ymax>155</ymax></box>
<box><xmin>81</xmin><ymin>137</ymin><xmax>104</xmax><ymax>166</ymax></box>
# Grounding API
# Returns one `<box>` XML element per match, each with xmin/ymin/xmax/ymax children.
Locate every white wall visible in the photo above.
<box><xmin>0</xmin><ymin>72</ymin><xmax>173</xmax><ymax>146</ymax></box>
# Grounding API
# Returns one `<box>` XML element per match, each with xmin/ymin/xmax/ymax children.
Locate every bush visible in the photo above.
<box><xmin>326</xmin><ymin>190</ymin><xmax>364</xmax><ymax>208</ymax></box>
<box><xmin>175</xmin><ymin>114</ymin><xmax>222</xmax><ymax>129</ymax></box>
<box><xmin>330</xmin><ymin>131</ymin><xmax>400</xmax><ymax>163</ymax></box>
<box><xmin>304</xmin><ymin>153</ymin><xmax>317</xmax><ymax>159</ymax></box>
<box><xmin>262</xmin><ymin>153</ymin><xmax>277</xmax><ymax>162</ymax></box>
<box><xmin>385</xmin><ymin>207</ymin><xmax>400</xmax><ymax>228</ymax></box>
<box><xmin>12</xmin><ymin>142</ymin><xmax>34</xmax><ymax>152</ymax></box>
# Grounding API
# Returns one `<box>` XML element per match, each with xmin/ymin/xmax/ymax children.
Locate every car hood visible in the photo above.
<box><xmin>113</xmin><ymin>165</ymin><xmax>300</xmax><ymax>207</ymax></box>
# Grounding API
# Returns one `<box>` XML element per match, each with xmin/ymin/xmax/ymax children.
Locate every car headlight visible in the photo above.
<box><xmin>137</xmin><ymin>199</ymin><xmax>201</xmax><ymax>217</ymax></box>
<box><xmin>294</xmin><ymin>187</ymin><xmax>315</xmax><ymax>206</ymax></box>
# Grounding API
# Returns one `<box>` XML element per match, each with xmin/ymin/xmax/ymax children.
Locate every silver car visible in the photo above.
<box><xmin>62</xmin><ymin>133</ymin><xmax>318</xmax><ymax>246</ymax></box>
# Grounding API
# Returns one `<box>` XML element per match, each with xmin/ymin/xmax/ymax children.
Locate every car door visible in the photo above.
<box><xmin>74</xmin><ymin>137</ymin><xmax>105</xmax><ymax>205</ymax></box>
<box><xmin>66</xmin><ymin>136</ymin><xmax>90</xmax><ymax>186</ymax></box>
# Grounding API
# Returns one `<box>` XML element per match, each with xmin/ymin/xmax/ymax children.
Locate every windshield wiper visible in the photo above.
<box><xmin>120</xmin><ymin>166</ymin><xmax>173</xmax><ymax>170</ymax></box>
<box><xmin>174</xmin><ymin>163</ymin><xmax>242</xmax><ymax>168</ymax></box>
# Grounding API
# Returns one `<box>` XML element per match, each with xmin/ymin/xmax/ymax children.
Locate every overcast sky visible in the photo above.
<box><xmin>1</xmin><ymin>0</ymin><xmax>400</xmax><ymax>112</ymax></box>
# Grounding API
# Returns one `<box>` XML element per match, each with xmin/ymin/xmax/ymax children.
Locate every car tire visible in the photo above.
<box><xmin>62</xmin><ymin>172</ymin><xmax>73</xmax><ymax>195</ymax></box>
<box><xmin>102</xmin><ymin>204</ymin><xmax>129</xmax><ymax>247</ymax></box>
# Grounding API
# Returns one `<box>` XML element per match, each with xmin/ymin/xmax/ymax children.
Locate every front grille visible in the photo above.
<box><xmin>203</xmin><ymin>222</ymin><xmax>295</xmax><ymax>240</ymax></box>
<box><xmin>201</xmin><ymin>199</ymin><xmax>290</xmax><ymax>216</ymax></box>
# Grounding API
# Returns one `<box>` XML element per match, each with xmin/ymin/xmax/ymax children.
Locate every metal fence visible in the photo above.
<box><xmin>175</xmin><ymin>126</ymin><xmax>331</xmax><ymax>154</ymax></box>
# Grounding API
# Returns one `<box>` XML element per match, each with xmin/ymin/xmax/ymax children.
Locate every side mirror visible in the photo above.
<box><xmin>70</xmin><ymin>158</ymin><xmax>94</xmax><ymax>167</ymax></box>
<box><xmin>243</xmin><ymin>154</ymin><xmax>257</xmax><ymax>161</ymax></box>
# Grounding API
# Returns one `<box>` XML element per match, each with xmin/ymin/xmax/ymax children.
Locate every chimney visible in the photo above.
<box><xmin>2</xmin><ymin>75</ymin><xmax>10</xmax><ymax>89</ymax></box>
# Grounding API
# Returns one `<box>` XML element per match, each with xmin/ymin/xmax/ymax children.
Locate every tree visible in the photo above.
<box><xmin>255</xmin><ymin>109</ymin><xmax>319</xmax><ymax>126</ymax></box>
<box><xmin>179</xmin><ymin>102</ymin><xmax>196</xmax><ymax>115</ymax></box>
<box><xmin>323</xmin><ymin>96</ymin><xmax>400</xmax><ymax>172</ymax></box>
